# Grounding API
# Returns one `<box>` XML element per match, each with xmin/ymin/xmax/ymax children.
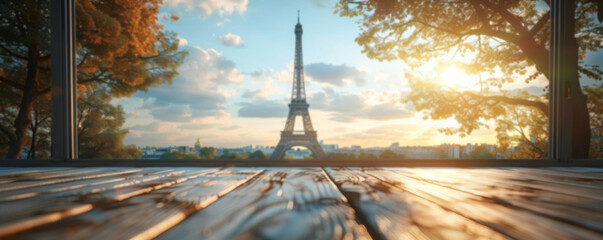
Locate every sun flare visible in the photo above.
<box><xmin>440</xmin><ymin>66</ymin><xmax>469</xmax><ymax>87</ymax></box>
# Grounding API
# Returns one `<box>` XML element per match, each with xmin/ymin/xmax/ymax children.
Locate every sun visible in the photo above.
<box><xmin>440</xmin><ymin>65</ymin><xmax>468</xmax><ymax>87</ymax></box>
<box><xmin>438</xmin><ymin>65</ymin><xmax>481</xmax><ymax>91</ymax></box>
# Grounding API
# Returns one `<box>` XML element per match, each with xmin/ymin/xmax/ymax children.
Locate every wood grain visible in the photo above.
<box><xmin>0</xmin><ymin>168</ymin><xmax>134</xmax><ymax>193</ymax></box>
<box><xmin>0</xmin><ymin>168</ymin><xmax>216</xmax><ymax>238</ymax></box>
<box><xmin>3</xmin><ymin>168</ymin><xmax>261</xmax><ymax>240</ymax></box>
<box><xmin>325</xmin><ymin>167</ymin><xmax>509</xmax><ymax>240</ymax></box>
<box><xmin>394</xmin><ymin>168</ymin><xmax>603</xmax><ymax>233</ymax></box>
<box><xmin>0</xmin><ymin>168</ymin><xmax>157</xmax><ymax>201</ymax></box>
<box><xmin>372</xmin><ymin>169</ymin><xmax>603</xmax><ymax>239</ymax></box>
<box><xmin>158</xmin><ymin>168</ymin><xmax>371</xmax><ymax>240</ymax></box>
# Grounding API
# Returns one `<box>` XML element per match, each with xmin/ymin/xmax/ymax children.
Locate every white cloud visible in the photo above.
<box><xmin>308</xmin><ymin>0</ymin><xmax>330</xmax><ymax>8</ymax></box>
<box><xmin>242</xmin><ymin>77</ymin><xmax>277</xmax><ymax>99</ymax></box>
<box><xmin>178</xmin><ymin>38</ymin><xmax>188</xmax><ymax>46</ymax></box>
<box><xmin>133</xmin><ymin>46</ymin><xmax>243</xmax><ymax>122</ymax></box>
<box><xmin>216</xmin><ymin>18</ymin><xmax>231</xmax><ymax>27</ymax></box>
<box><xmin>164</xmin><ymin>0</ymin><xmax>248</xmax><ymax>16</ymax></box>
<box><xmin>237</xmin><ymin>100</ymin><xmax>288</xmax><ymax>118</ymax></box>
<box><xmin>310</xmin><ymin>89</ymin><xmax>413</xmax><ymax>122</ymax></box>
<box><xmin>305</xmin><ymin>63</ymin><xmax>366</xmax><ymax>86</ymax></box>
<box><xmin>218</xmin><ymin>33</ymin><xmax>244</xmax><ymax>47</ymax></box>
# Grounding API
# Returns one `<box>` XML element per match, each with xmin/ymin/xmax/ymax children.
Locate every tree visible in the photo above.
<box><xmin>379</xmin><ymin>149</ymin><xmax>399</xmax><ymax>160</ymax></box>
<box><xmin>161</xmin><ymin>151</ymin><xmax>200</xmax><ymax>159</ymax></box>
<box><xmin>585</xmin><ymin>83</ymin><xmax>603</xmax><ymax>158</ymax></box>
<box><xmin>161</xmin><ymin>151</ymin><xmax>182</xmax><ymax>159</ymax></box>
<box><xmin>1</xmin><ymin>0</ymin><xmax>186</xmax><ymax>158</ymax></box>
<box><xmin>324</xmin><ymin>152</ymin><xmax>358</xmax><ymax>160</ymax></box>
<box><xmin>465</xmin><ymin>145</ymin><xmax>496</xmax><ymax>159</ymax></box>
<box><xmin>77</xmin><ymin>88</ymin><xmax>141</xmax><ymax>159</ymax></box>
<box><xmin>336</xmin><ymin>0</ymin><xmax>602</xmax><ymax>158</ymax></box>
<box><xmin>199</xmin><ymin>147</ymin><xmax>217</xmax><ymax>159</ymax></box>
<box><xmin>358</xmin><ymin>150</ymin><xmax>377</xmax><ymax>160</ymax></box>
<box><xmin>495</xmin><ymin>96</ymin><xmax>548</xmax><ymax>159</ymax></box>
<box><xmin>217</xmin><ymin>150</ymin><xmax>249</xmax><ymax>159</ymax></box>
<box><xmin>249</xmin><ymin>150</ymin><xmax>268</xmax><ymax>159</ymax></box>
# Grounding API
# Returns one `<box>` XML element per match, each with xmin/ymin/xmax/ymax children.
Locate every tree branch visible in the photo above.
<box><xmin>528</xmin><ymin>11</ymin><xmax>550</xmax><ymax>36</ymax></box>
<box><xmin>77</xmin><ymin>70</ymin><xmax>108</xmax><ymax>84</ymax></box>
<box><xmin>476</xmin><ymin>0</ymin><xmax>529</xmax><ymax>34</ymax></box>
<box><xmin>0</xmin><ymin>76</ymin><xmax>25</xmax><ymax>90</ymax></box>
<box><xmin>0</xmin><ymin>123</ymin><xmax>16</xmax><ymax>142</ymax></box>
<box><xmin>466</xmin><ymin>92</ymin><xmax>548</xmax><ymax>115</ymax></box>
<box><xmin>0</xmin><ymin>44</ymin><xmax>27</xmax><ymax>61</ymax></box>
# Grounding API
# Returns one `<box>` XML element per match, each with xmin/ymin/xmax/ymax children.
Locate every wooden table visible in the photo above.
<box><xmin>0</xmin><ymin>167</ymin><xmax>601</xmax><ymax>239</ymax></box>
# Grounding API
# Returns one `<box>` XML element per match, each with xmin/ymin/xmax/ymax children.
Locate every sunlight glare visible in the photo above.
<box><xmin>440</xmin><ymin>66</ymin><xmax>471</xmax><ymax>88</ymax></box>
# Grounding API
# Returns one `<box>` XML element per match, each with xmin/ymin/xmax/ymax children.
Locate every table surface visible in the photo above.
<box><xmin>0</xmin><ymin>167</ymin><xmax>601</xmax><ymax>240</ymax></box>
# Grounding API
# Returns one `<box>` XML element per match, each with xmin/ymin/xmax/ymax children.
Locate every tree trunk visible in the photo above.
<box><xmin>565</xmin><ymin>1</ymin><xmax>590</xmax><ymax>159</ymax></box>
<box><xmin>568</xmin><ymin>38</ymin><xmax>591</xmax><ymax>159</ymax></box>
<box><xmin>27</xmin><ymin>115</ymin><xmax>38</xmax><ymax>159</ymax></box>
<box><xmin>5</xmin><ymin>49</ymin><xmax>39</xmax><ymax>159</ymax></box>
<box><xmin>517</xmin><ymin>36</ymin><xmax>550</xmax><ymax>80</ymax></box>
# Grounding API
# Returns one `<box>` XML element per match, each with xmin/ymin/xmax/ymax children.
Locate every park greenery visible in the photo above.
<box><xmin>162</xmin><ymin>147</ymin><xmax>410</xmax><ymax>160</ymax></box>
<box><xmin>336</xmin><ymin>0</ymin><xmax>602</xmax><ymax>158</ymax></box>
<box><xmin>162</xmin><ymin>148</ymin><xmax>269</xmax><ymax>160</ymax></box>
<box><xmin>1</xmin><ymin>0</ymin><xmax>186</xmax><ymax>158</ymax></box>
<box><xmin>464</xmin><ymin>145</ymin><xmax>497</xmax><ymax>159</ymax></box>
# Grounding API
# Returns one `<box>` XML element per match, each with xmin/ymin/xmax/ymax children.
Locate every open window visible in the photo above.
<box><xmin>1</xmin><ymin>0</ymin><xmax>601</xmax><ymax>163</ymax></box>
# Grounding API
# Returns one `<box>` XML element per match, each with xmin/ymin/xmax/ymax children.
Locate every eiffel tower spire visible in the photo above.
<box><xmin>270</xmin><ymin>12</ymin><xmax>325</xmax><ymax>160</ymax></box>
<box><xmin>292</xmin><ymin>10</ymin><xmax>306</xmax><ymax>102</ymax></box>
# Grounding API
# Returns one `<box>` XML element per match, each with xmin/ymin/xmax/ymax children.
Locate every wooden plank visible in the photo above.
<box><xmin>4</xmin><ymin>168</ymin><xmax>261</xmax><ymax>240</ymax></box>
<box><xmin>0</xmin><ymin>198</ymin><xmax>93</xmax><ymax>238</ymax></box>
<box><xmin>367</xmin><ymin>169</ymin><xmax>603</xmax><ymax>239</ymax></box>
<box><xmin>449</xmin><ymin>168</ymin><xmax>603</xmax><ymax>201</ymax></box>
<box><xmin>0</xmin><ymin>168</ymin><xmax>119</xmax><ymax>192</ymax></box>
<box><xmin>394</xmin><ymin>168</ymin><xmax>603</xmax><ymax>233</ymax></box>
<box><xmin>0</xmin><ymin>167</ymin><xmax>73</xmax><ymax>181</ymax></box>
<box><xmin>325</xmin><ymin>168</ymin><xmax>509</xmax><ymax>240</ymax></box>
<box><xmin>0</xmin><ymin>168</ymin><xmax>72</xmax><ymax>184</ymax></box>
<box><xmin>0</xmin><ymin>168</ymin><xmax>166</xmax><ymax>201</ymax></box>
<box><xmin>549</xmin><ymin>167</ymin><xmax>603</xmax><ymax>173</ymax></box>
<box><xmin>494</xmin><ymin>168</ymin><xmax>603</xmax><ymax>189</ymax></box>
<box><xmin>0</xmin><ymin>168</ymin><xmax>215</xmax><ymax>238</ymax></box>
<box><xmin>158</xmin><ymin>168</ymin><xmax>371</xmax><ymax>240</ymax></box>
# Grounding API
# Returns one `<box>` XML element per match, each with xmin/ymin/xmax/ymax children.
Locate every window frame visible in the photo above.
<box><xmin>40</xmin><ymin>0</ymin><xmax>600</xmax><ymax>166</ymax></box>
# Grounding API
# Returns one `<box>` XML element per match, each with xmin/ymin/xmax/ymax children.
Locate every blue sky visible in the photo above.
<box><xmin>114</xmin><ymin>0</ymin><xmax>601</xmax><ymax>148</ymax></box>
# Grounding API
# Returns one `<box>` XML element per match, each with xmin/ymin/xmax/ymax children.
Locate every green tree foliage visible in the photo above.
<box><xmin>585</xmin><ymin>84</ymin><xmax>603</xmax><ymax>158</ymax></box>
<box><xmin>379</xmin><ymin>149</ymin><xmax>405</xmax><ymax>160</ymax></box>
<box><xmin>0</xmin><ymin>0</ymin><xmax>187</xmax><ymax>158</ymax></box>
<box><xmin>199</xmin><ymin>147</ymin><xmax>217</xmax><ymax>159</ymax></box>
<box><xmin>249</xmin><ymin>150</ymin><xmax>268</xmax><ymax>159</ymax></box>
<box><xmin>358</xmin><ymin>150</ymin><xmax>377</xmax><ymax>160</ymax></box>
<box><xmin>215</xmin><ymin>150</ymin><xmax>250</xmax><ymax>159</ymax></box>
<box><xmin>464</xmin><ymin>145</ymin><xmax>496</xmax><ymax>159</ymax></box>
<box><xmin>324</xmin><ymin>152</ymin><xmax>358</xmax><ymax>160</ymax></box>
<box><xmin>78</xmin><ymin>88</ymin><xmax>141</xmax><ymax>159</ymax></box>
<box><xmin>336</xmin><ymin>0</ymin><xmax>602</xmax><ymax>158</ymax></box>
<box><xmin>161</xmin><ymin>151</ymin><xmax>182</xmax><ymax>159</ymax></box>
<box><xmin>161</xmin><ymin>151</ymin><xmax>200</xmax><ymax>159</ymax></box>
<box><xmin>218</xmin><ymin>151</ymin><xmax>249</xmax><ymax>159</ymax></box>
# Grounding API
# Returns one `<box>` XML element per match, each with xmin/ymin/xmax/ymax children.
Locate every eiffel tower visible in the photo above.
<box><xmin>270</xmin><ymin>12</ymin><xmax>325</xmax><ymax>160</ymax></box>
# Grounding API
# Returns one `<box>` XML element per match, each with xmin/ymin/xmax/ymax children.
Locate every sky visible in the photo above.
<box><xmin>113</xmin><ymin>0</ymin><xmax>602</xmax><ymax>148</ymax></box>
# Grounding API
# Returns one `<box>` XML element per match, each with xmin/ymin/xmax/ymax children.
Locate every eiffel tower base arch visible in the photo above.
<box><xmin>270</xmin><ymin>132</ymin><xmax>325</xmax><ymax>160</ymax></box>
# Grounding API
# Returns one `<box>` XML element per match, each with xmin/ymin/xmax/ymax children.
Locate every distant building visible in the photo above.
<box><xmin>285</xmin><ymin>148</ymin><xmax>312</xmax><ymax>159</ymax></box>
<box><xmin>320</xmin><ymin>140</ymin><xmax>339</xmax><ymax>152</ymax></box>
<box><xmin>194</xmin><ymin>137</ymin><xmax>201</xmax><ymax>150</ymax></box>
